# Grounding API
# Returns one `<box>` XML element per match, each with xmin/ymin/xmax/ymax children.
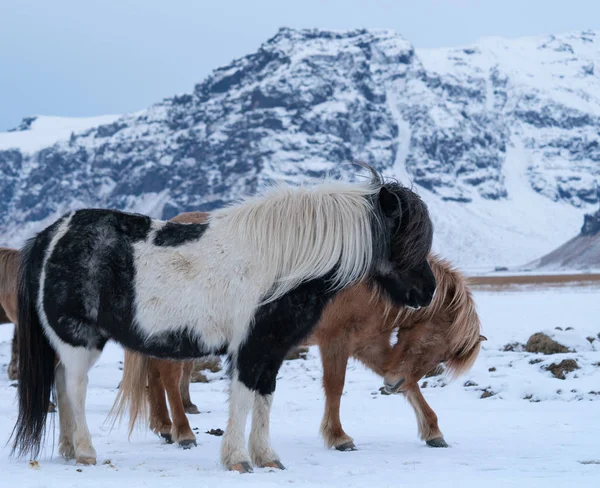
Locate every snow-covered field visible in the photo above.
<box><xmin>0</xmin><ymin>283</ymin><xmax>599</xmax><ymax>487</ymax></box>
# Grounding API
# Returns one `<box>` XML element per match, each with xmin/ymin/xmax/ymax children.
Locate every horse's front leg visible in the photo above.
<box><xmin>148</xmin><ymin>358</ymin><xmax>173</xmax><ymax>443</ymax></box>
<box><xmin>221</xmin><ymin>375</ymin><xmax>254</xmax><ymax>473</ymax></box>
<box><xmin>319</xmin><ymin>341</ymin><xmax>355</xmax><ymax>451</ymax></box>
<box><xmin>180</xmin><ymin>360</ymin><xmax>199</xmax><ymax>414</ymax></box>
<box><xmin>162</xmin><ymin>361</ymin><xmax>196</xmax><ymax>448</ymax></box>
<box><xmin>248</xmin><ymin>363</ymin><xmax>283</xmax><ymax>469</ymax></box>
<box><xmin>404</xmin><ymin>383</ymin><xmax>448</xmax><ymax>447</ymax></box>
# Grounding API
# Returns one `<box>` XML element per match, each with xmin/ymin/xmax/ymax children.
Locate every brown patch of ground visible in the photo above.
<box><xmin>190</xmin><ymin>371</ymin><xmax>208</xmax><ymax>383</ymax></box>
<box><xmin>545</xmin><ymin>359</ymin><xmax>579</xmax><ymax>379</ymax></box>
<box><xmin>480</xmin><ymin>389</ymin><xmax>495</xmax><ymax>399</ymax></box>
<box><xmin>285</xmin><ymin>346</ymin><xmax>309</xmax><ymax>360</ymax></box>
<box><xmin>205</xmin><ymin>428</ymin><xmax>224</xmax><ymax>436</ymax></box>
<box><xmin>503</xmin><ymin>342</ymin><xmax>524</xmax><ymax>352</ymax></box>
<box><xmin>190</xmin><ymin>356</ymin><xmax>222</xmax><ymax>383</ymax></box>
<box><xmin>525</xmin><ymin>333</ymin><xmax>570</xmax><ymax>354</ymax></box>
<box><xmin>468</xmin><ymin>273</ymin><xmax>600</xmax><ymax>291</ymax></box>
<box><xmin>425</xmin><ymin>364</ymin><xmax>445</xmax><ymax>377</ymax></box>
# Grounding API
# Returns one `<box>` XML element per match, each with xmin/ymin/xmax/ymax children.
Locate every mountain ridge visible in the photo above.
<box><xmin>0</xmin><ymin>27</ymin><xmax>597</xmax><ymax>269</ymax></box>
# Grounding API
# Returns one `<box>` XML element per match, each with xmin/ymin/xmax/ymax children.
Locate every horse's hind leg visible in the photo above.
<box><xmin>180</xmin><ymin>361</ymin><xmax>199</xmax><ymax>414</ymax></box>
<box><xmin>148</xmin><ymin>359</ymin><xmax>173</xmax><ymax>443</ymax></box>
<box><xmin>60</xmin><ymin>345</ymin><xmax>102</xmax><ymax>464</ymax></box>
<box><xmin>56</xmin><ymin>361</ymin><xmax>75</xmax><ymax>459</ymax></box>
<box><xmin>162</xmin><ymin>361</ymin><xmax>196</xmax><ymax>448</ymax></box>
<box><xmin>404</xmin><ymin>384</ymin><xmax>447</xmax><ymax>448</ymax></box>
<box><xmin>319</xmin><ymin>341</ymin><xmax>355</xmax><ymax>451</ymax></box>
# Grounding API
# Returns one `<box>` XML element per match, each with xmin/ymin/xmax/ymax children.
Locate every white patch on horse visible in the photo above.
<box><xmin>132</xmin><ymin>180</ymin><xmax>380</xmax><ymax>353</ymax></box>
<box><xmin>220</xmin><ymin>376</ymin><xmax>255</xmax><ymax>468</ymax></box>
<box><xmin>249</xmin><ymin>393</ymin><xmax>279</xmax><ymax>467</ymax></box>
<box><xmin>37</xmin><ymin>212</ymin><xmax>74</xmax><ymax>353</ymax></box>
<box><xmin>131</xmin><ymin>227</ymin><xmax>261</xmax><ymax>351</ymax></box>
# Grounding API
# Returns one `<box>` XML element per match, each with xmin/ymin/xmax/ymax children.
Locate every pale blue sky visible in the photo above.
<box><xmin>1</xmin><ymin>0</ymin><xmax>599</xmax><ymax>130</ymax></box>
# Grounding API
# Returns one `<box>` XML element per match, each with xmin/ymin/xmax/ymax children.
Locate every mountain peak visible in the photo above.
<box><xmin>0</xmin><ymin>28</ymin><xmax>599</xmax><ymax>268</ymax></box>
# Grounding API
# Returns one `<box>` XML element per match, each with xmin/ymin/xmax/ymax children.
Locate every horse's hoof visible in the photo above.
<box><xmin>160</xmin><ymin>433</ymin><xmax>173</xmax><ymax>444</ymax></box>
<box><xmin>184</xmin><ymin>404</ymin><xmax>200</xmax><ymax>415</ymax></box>
<box><xmin>59</xmin><ymin>442</ymin><xmax>75</xmax><ymax>460</ymax></box>
<box><xmin>229</xmin><ymin>461</ymin><xmax>253</xmax><ymax>473</ymax></box>
<box><xmin>179</xmin><ymin>439</ymin><xmax>197</xmax><ymax>449</ymax></box>
<box><xmin>75</xmin><ymin>455</ymin><xmax>97</xmax><ymax>465</ymax></box>
<box><xmin>335</xmin><ymin>441</ymin><xmax>357</xmax><ymax>451</ymax></box>
<box><xmin>426</xmin><ymin>437</ymin><xmax>449</xmax><ymax>448</ymax></box>
<box><xmin>261</xmin><ymin>460</ymin><xmax>285</xmax><ymax>470</ymax></box>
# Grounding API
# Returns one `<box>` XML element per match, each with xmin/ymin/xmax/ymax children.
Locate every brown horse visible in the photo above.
<box><xmin>117</xmin><ymin>206</ymin><xmax>482</xmax><ymax>451</ymax></box>
<box><xmin>0</xmin><ymin>247</ymin><xmax>19</xmax><ymax>381</ymax></box>
<box><xmin>308</xmin><ymin>255</ymin><xmax>483</xmax><ymax>450</ymax></box>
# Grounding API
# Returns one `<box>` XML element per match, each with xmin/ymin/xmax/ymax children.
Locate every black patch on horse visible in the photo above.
<box><xmin>237</xmin><ymin>276</ymin><xmax>336</xmax><ymax>395</ymax></box>
<box><xmin>153</xmin><ymin>222</ymin><xmax>209</xmax><ymax>247</ymax></box>
<box><xmin>42</xmin><ymin>209</ymin><xmax>219</xmax><ymax>359</ymax></box>
<box><xmin>43</xmin><ymin>209</ymin><xmax>152</xmax><ymax>350</ymax></box>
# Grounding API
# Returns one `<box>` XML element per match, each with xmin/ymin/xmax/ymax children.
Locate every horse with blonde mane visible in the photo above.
<box><xmin>311</xmin><ymin>255</ymin><xmax>484</xmax><ymax>451</ymax></box>
<box><xmin>11</xmin><ymin>168</ymin><xmax>436</xmax><ymax>472</ymax></box>
<box><xmin>120</xmin><ymin>216</ymin><xmax>482</xmax><ymax>452</ymax></box>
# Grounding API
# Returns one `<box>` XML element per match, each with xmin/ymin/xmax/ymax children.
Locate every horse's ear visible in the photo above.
<box><xmin>479</xmin><ymin>335</ymin><xmax>488</xmax><ymax>342</ymax></box>
<box><xmin>378</xmin><ymin>186</ymin><xmax>401</xmax><ymax>219</ymax></box>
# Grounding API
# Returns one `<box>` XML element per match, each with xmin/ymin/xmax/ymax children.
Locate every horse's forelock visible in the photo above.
<box><xmin>386</xmin><ymin>184</ymin><xmax>433</xmax><ymax>272</ymax></box>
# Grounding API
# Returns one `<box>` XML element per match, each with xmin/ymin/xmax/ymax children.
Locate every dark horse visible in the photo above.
<box><xmin>11</xmin><ymin>169</ymin><xmax>435</xmax><ymax>472</ymax></box>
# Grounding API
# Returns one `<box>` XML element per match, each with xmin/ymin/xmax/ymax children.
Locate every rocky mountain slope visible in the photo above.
<box><xmin>531</xmin><ymin>207</ymin><xmax>600</xmax><ymax>270</ymax></box>
<box><xmin>1</xmin><ymin>28</ymin><xmax>598</xmax><ymax>268</ymax></box>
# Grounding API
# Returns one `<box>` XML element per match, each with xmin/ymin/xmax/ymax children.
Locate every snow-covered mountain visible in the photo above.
<box><xmin>1</xmin><ymin>28</ymin><xmax>598</xmax><ymax>269</ymax></box>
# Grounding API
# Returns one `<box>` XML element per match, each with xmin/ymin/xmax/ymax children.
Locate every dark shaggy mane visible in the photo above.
<box><xmin>386</xmin><ymin>180</ymin><xmax>433</xmax><ymax>272</ymax></box>
<box><xmin>351</xmin><ymin>161</ymin><xmax>433</xmax><ymax>273</ymax></box>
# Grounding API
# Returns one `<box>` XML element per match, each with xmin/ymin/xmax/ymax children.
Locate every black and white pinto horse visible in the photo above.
<box><xmin>11</xmin><ymin>173</ymin><xmax>435</xmax><ymax>472</ymax></box>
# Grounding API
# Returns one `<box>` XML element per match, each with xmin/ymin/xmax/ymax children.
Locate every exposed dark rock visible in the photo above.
<box><xmin>545</xmin><ymin>359</ymin><xmax>579</xmax><ymax>379</ymax></box>
<box><xmin>525</xmin><ymin>333</ymin><xmax>570</xmax><ymax>354</ymax></box>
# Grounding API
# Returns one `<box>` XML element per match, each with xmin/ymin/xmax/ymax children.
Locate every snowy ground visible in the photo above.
<box><xmin>0</xmin><ymin>284</ymin><xmax>599</xmax><ymax>487</ymax></box>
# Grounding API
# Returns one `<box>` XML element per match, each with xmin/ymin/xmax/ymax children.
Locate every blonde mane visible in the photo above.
<box><xmin>210</xmin><ymin>180</ymin><xmax>382</xmax><ymax>303</ymax></box>
<box><xmin>393</xmin><ymin>254</ymin><xmax>482</xmax><ymax>378</ymax></box>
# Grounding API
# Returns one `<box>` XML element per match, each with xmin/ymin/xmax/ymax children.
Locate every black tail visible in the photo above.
<box><xmin>10</xmin><ymin>235</ymin><xmax>57</xmax><ymax>459</ymax></box>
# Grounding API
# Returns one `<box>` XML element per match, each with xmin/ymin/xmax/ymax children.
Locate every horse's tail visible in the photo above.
<box><xmin>430</xmin><ymin>256</ymin><xmax>484</xmax><ymax>380</ymax></box>
<box><xmin>10</xmin><ymin>237</ymin><xmax>57</xmax><ymax>459</ymax></box>
<box><xmin>108</xmin><ymin>349</ymin><xmax>150</xmax><ymax>436</ymax></box>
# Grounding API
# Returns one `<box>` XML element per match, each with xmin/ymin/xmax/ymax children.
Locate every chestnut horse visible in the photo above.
<box><xmin>0</xmin><ymin>247</ymin><xmax>19</xmax><ymax>381</ymax></box>
<box><xmin>121</xmin><ymin>210</ymin><xmax>480</xmax><ymax>450</ymax></box>
<box><xmin>309</xmin><ymin>255</ymin><xmax>483</xmax><ymax>450</ymax></box>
